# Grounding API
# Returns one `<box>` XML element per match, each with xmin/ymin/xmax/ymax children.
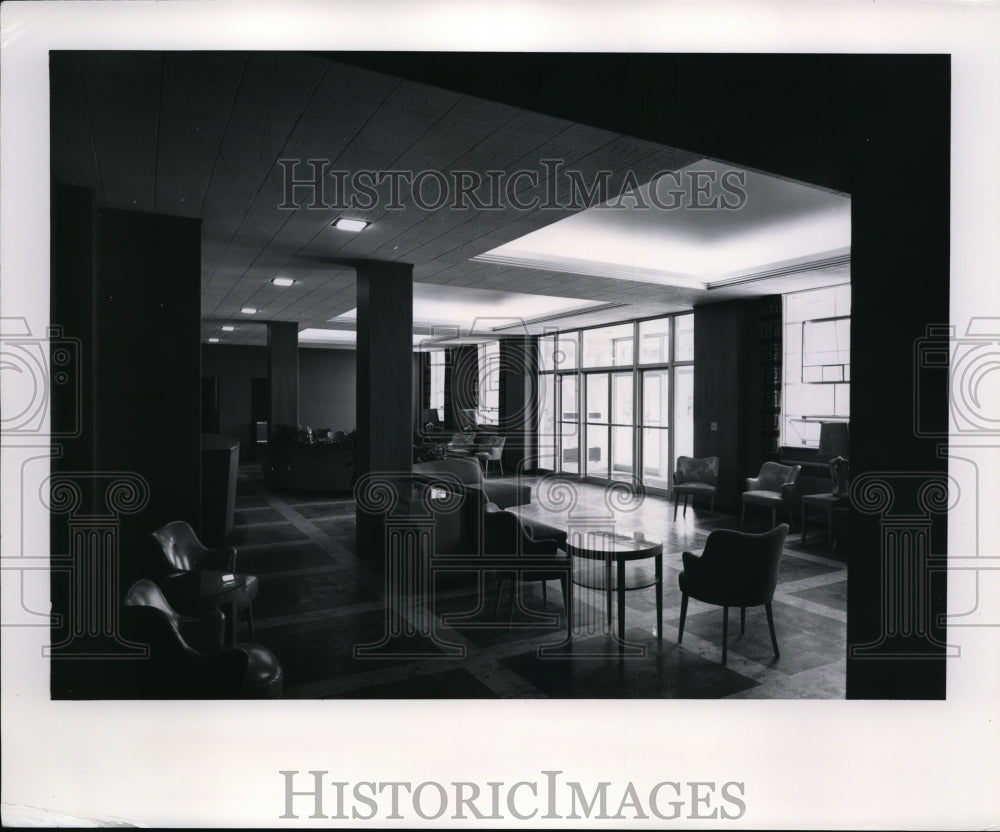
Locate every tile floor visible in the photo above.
<box><xmin>235</xmin><ymin>466</ymin><xmax>847</xmax><ymax>699</ymax></box>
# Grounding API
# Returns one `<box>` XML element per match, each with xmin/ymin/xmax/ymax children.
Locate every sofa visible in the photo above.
<box><xmin>412</xmin><ymin>458</ymin><xmax>530</xmax><ymax>510</ymax></box>
<box><xmin>409</xmin><ymin>458</ymin><xmax>533</xmax><ymax>558</ymax></box>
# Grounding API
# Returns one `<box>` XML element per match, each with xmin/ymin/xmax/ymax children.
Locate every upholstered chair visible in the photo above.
<box><xmin>672</xmin><ymin>456</ymin><xmax>719</xmax><ymax>520</ymax></box>
<box><xmin>122</xmin><ymin>579</ymin><xmax>283</xmax><ymax>698</ymax></box>
<box><xmin>444</xmin><ymin>432</ymin><xmax>477</xmax><ymax>457</ymax></box>
<box><xmin>150</xmin><ymin>520</ymin><xmax>258</xmax><ymax>641</ymax></box>
<box><xmin>677</xmin><ymin>524</ymin><xmax>788</xmax><ymax>664</ymax></box>
<box><xmin>485</xmin><ymin>504</ymin><xmax>571</xmax><ymax>630</ymax></box>
<box><xmin>473</xmin><ymin>435</ymin><xmax>506</xmax><ymax>476</ymax></box>
<box><xmin>741</xmin><ymin>461</ymin><xmax>802</xmax><ymax>529</ymax></box>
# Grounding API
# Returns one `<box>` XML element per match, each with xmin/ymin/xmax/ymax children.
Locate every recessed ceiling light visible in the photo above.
<box><xmin>271</xmin><ymin>277</ymin><xmax>295</xmax><ymax>287</ymax></box>
<box><xmin>208</xmin><ymin>337</ymin><xmax>220</xmax><ymax>343</ymax></box>
<box><xmin>241</xmin><ymin>307</ymin><xmax>258</xmax><ymax>314</ymax></box>
<box><xmin>222</xmin><ymin>325</ymin><xmax>235</xmax><ymax>332</ymax></box>
<box><xmin>332</xmin><ymin>218</ymin><xmax>368</xmax><ymax>232</ymax></box>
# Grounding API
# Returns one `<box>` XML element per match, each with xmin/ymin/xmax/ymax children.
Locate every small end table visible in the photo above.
<box><xmin>801</xmin><ymin>493</ymin><xmax>847</xmax><ymax>550</ymax></box>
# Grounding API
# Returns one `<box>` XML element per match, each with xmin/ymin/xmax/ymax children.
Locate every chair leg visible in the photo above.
<box><xmin>559</xmin><ymin>575</ymin><xmax>572</xmax><ymax>640</ymax></box>
<box><xmin>678</xmin><ymin>593</ymin><xmax>689</xmax><ymax>643</ymax></box>
<box><xmin>722</xmin><ymin>606</ymin><xmax>729</xmax><ymax>665</ymax></box>
<box><xmin>542</xmin><ymin>580</ymin><xmax>548</xmax><ymax>605</ymax></box>
<box><xmin>740</xmin><ymin>605</ymin><xmax>746</xmax><ymax>635</ymax></box>
<box><xmin>499</xmin><ymin>460</ymin><xmax>504</xmax><ymax>477</ymax></box>
<box><xmin>673</xmin><ymin>496</ymin><xmax>679</xmax><ymax>521</ymax></box>
<box><xmin>683</xmin><ymin>495</ymin><xmax>689</xmax><ymax>517</ymax></box>
<box><xmin>766</xmin><ymin>602</ymin><xmax>780</xmax><ymax>658</ymax></box>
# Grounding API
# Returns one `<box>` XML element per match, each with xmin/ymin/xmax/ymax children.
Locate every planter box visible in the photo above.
<box><xmin>262</xmin><ymin>444</ymin><xmax>355</xmax><ymax>491</ymax></box>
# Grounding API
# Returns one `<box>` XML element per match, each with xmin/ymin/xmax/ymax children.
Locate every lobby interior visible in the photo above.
<box><xmin>47</xmin><ymin>51</ymin><xmax>950</xmax><ymax>700</ymax></box>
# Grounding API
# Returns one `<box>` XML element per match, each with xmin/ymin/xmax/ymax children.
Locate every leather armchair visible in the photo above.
<box><xmin>672</xmin><ymin>455</ymin><xmax>719</xmax><ymax>520</ymax></box>
<box><xmin>485</xmin><ymin>504</ymin><xmax>571</xmax><ymax>628</ymax></box>
<box><xmin>122</xmin><ymin>579</ymin><xmax>283</xmax><ymax>698</ymax></box>
<box><xmin>150</xmin><ymin>520</ymin><xmax>258</xmax><ymax>641</ymax></box>
<box><xmin>741</xmin><ymin>461</ymin><xmax>801</xmax><ymax>529</ymax></box>
<box><xmin>473</xmin><ymin>435</ymin><xmax>506</xmax><ymax>476</ymax></box>
<box><xmin>677</xmin><ymin>524</ymin><xmax>788</xmax><ymax>664</ymax></box>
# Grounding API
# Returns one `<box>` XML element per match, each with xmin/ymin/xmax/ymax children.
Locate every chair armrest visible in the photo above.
<box><xmin>179</xmin><ymin>608</ymin><xmax>227</xmax><ymax>652</ymax></box>
<box><xmin>780</xmin><ymin>482</ymin><xmax>801</xmax><ymax>501</ymax></box>
<box><xmin>681</xmin><ymin>550</ymin><xmax>702</xmax><ymax>573</ymax></box>
<box><xmin>745</xmin><ymin>477</ymin><xmax>762</xmax><ymax>491</ymax></box>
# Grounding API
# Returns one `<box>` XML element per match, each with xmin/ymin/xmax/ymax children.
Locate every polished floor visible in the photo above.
<box><xmin>235</xmin><ymin>465</ymin><xmax>847</xmax><ymax>699</ymax></box>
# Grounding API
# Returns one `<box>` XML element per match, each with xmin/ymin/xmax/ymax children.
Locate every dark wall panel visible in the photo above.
<box><xmin>201</xmin><ymin>344</ymin><xmax>266</xmax><ymax>459</ymax></box>
<box><xmin>299</xmin><ymin>348</ymin><xmax>356</xmax><ymax>431</ymax></box>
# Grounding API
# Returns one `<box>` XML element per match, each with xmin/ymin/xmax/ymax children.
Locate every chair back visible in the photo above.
<box><xmin>122</xmin><ymin>579</ymin><xmax>196</xmax><ymax>660</ymax></box>
<box><xmin>125</xmin><ymin>578</ymin><xmax>180</xmax><ymax>621</ymax></box>
<box><xmin>675</xmin><ymin>456</ymin><xmax>719</xmax><ymax>485</ymax></box>
<box><xmin>698</xmin><ymin>524</ymin><xmax>788</xmax><ymax>605</ymax></box>
<box><xmin>757</xmin><ymin>461</ymin><xmax>800</xmax><ymax>492</ymax></box>
<box><xmin>483</xmin><ymin>506</ymin><xmax>558</xmax><ymax>557</ymax></box>
<box><xmin>150</xmin><ymin>520</ymin><xmax>205</xmax><ymax>572</ymax></box>
<box><xmin>479</xmin><ymin>435</ymin><xmax>505</xmax><ymax>460</ymax></box>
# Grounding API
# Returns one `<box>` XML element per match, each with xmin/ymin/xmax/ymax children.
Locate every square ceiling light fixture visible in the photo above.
<box><xmin>271</xmin><ymin>277</ymin><xmax>295</xmax><ymax>287</ymax></box>
<box><xmin>222</xmin><ymin>325</ymin><xmax>235</xmax><ymax>332</ymax></box>
<box><xmin>332</xmin><ymin>218</ymin><xmax>368</xmax><ymax>232</ymax></box>
<box><xmin>240</xmin><ymin>307</ymin><xmax>258</xmax><ymax>314</ymax></box>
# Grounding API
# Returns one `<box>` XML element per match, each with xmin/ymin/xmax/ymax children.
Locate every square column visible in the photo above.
<box><xmin>355</xmin><ymin>261</ymin><xmax>413</xmax><ymax>557</ymax></box>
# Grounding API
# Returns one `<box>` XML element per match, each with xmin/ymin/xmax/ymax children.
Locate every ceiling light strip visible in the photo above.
<box><xmin>705</xmin><ymin>255</ymin><xmax>852</xmax><ymax>289</ymax></box>
<box><xmin>490</xmin><ymin>302</ymin><xmax>632</xmax><ymax>331</ymax></box>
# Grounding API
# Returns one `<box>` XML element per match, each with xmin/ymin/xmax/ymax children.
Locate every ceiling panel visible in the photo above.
<box><xmin>49</xmin><ymin>51</ymin><xmax>851</xmax><ymax>348</ymax></box>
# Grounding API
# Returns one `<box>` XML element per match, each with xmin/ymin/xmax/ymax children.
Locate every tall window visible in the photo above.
<box><xmin>477</xmin><ymin>341</ymin><xmax>501</xmax><ymax>426</ymax></box>
<box><xmin>782</xmin><ymin>284</ymin><xmax>851</xmax><ymax>446</ymax></box>
<box><xmin>428</xmin><ymin>350</ymin><xmax>445</xmax><ymax>419</ymax></box>
<box><xmin>537</xmin><ymin>313</ymin><xmax>694</xmax><ymax>491</ymax></box>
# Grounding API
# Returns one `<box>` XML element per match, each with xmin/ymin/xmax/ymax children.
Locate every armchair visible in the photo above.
<box><xmin>122</xmin><ymin>579</ymin><xmax>283</xmax><ymax>698</ymax></box>
<box><xmin>672</xmin><ymin>456</ymin><xmax>719</xmax><ymax>520</ymax></box>
<box><xmin>150</xmin><ymin>520</ymin><xmax>258</xmax><ymax>641</ymax></box>
<box><xmin>485</xmin><ymin>505</ymin><xmax>571</xmax><ymax>630</ymax></box>
<box><xmin>677</xmin><ymin>524</ymin><xmax>788</xmax><ymax>664</ymax></box>
<box><xmin>473</xmin><ymin>434</ymin><xmax>506</xmax><ymax>477</ymax></box>
<box><xmin>741</xmin><ymin>461</ymin><xmax>801</xmax><ymax>529</ymax></box>
<box><xmin>444</xmin><ymin>431</ymin><xmax>476</xmax><ymax>458</ymax></box>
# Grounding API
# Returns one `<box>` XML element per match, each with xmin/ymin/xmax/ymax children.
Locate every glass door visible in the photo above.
<box><xmin>641</xmin><ymin>369</ymin><xmax>670</xmax><ymax>489</ymax></box>
<box><xmin>584</xmin><ymin>373</ymin><xmax>609</xmax><ymax>478</ymax></box>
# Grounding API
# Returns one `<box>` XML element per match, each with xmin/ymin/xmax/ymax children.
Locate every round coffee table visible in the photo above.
<box><xmin>567</xmin><ymin>531</ymin><xmax>663</xmax><ymax>645</ymax></box>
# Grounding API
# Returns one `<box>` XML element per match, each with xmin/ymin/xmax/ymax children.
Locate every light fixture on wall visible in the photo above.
<box><xmin>240</xmin><ymin>307</ymin><xmax>258</xmax><ymax>314</ymax></box>
<box><xmin>271</xmin><ymin>277</ymin><xmax>295</xmax><ymax>287</ymax></box>
<box><xmin>332</xmin><ymin>218</ymin><xmax>368</xmax><ymax>232</ymax></box>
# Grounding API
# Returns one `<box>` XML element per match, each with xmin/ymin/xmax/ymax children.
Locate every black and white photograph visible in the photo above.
<box><xmin>2</xmin><ymin>0</ymin><xmax>998</xmax><ymax>827</ymax></box>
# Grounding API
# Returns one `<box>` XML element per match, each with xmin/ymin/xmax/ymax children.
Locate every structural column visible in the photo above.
<box><xmin>355</xmin><ymin>260</ymin><xmax>414</xmax><ymax>557</ymax></box>
<box><xmin>267</xmin><ymin>322</ymin><xmax>299</xmax><ymax>432</ymax></box>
